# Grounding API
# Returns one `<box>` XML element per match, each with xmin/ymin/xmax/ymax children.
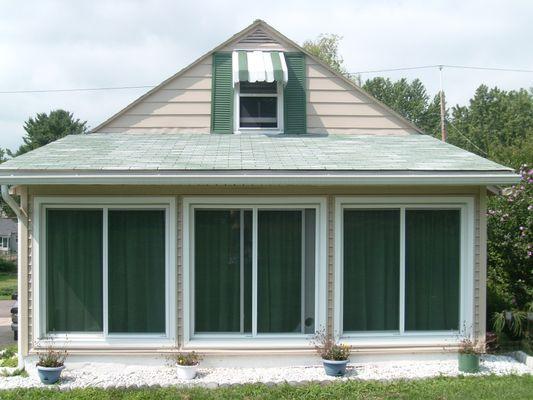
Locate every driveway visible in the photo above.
<box><xmin>0</xmin><ymin>299</ymin><xmax>15</xmax><ymax>348</ymax></box>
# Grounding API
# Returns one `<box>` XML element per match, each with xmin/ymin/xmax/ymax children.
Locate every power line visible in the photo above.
<box><xmin>0</xmin><ymin>85</ymin><xmax>155</xmax><ymax>94</ymax></box>
<box><xmin>446</xmin><ymin>119</ymin><xmax>488</xmax><ymax>156</ymax></box>
<box><xmin>0</xmin><ymin>64</ymin><xmax>531</xmax><ymax>94</ymax></box>
<box><xmin>351</xmin><ymin>64</ymin><xmax>533</xmax><ymax>75</ymax></box>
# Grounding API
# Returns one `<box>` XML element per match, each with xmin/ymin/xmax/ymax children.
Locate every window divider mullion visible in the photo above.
<box><xmin>103</xmin><ymin>207</ymin><xmax>109</xmax><ymax>338</ymax></box>
<box><xmin>240</xmin><ymin>210</ymin><xmax>244</xmax><ymax>334</ymax></box>
<box><xmin>399</xmin><ymin>207</ymin><xmax>406</xmax><ymax>335</ymax></box>
<box><xmin>252</xmin><ymin>207</ymin><xmax>258</xmax><ymax>337</ymax></box>
<box><xmin>301</xmin><ymin>210</ymin><xmax>305</xmax><ymax>334</ymax></box>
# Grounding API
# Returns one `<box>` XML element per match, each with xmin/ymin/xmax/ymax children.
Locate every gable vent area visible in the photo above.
<box><xmin>238</xmin><ymin>28</ymin><xmax>279</xmax><ymax>44</ymax></box>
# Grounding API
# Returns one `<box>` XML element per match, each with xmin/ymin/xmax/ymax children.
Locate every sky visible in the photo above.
<box><xmin>0</xmin><ymin>0</ymin><xmax>532</xmax><ymax>150</ymax></box>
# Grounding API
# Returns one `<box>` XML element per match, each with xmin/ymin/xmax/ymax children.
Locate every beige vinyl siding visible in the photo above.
<box><xmin>21</xmin><ymin>185</ymin><xmax>485</xmax><ymax>354</ymax></box>
<box><xmin>95</xmin><ymin>57</ymin><xmax>213</xmax><ymax>133</ymax></box>
<box><xmin>306</xmin><ymin>57</ymin><xmax>417</xmax><ymax>135</ymax></box>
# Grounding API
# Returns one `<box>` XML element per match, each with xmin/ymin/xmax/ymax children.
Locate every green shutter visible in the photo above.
<box><xmin>283</xmin><ymin>53</ymin><xmax>306</xmax><ymax>134</ymax></box>
<box><xmin>211</xmin><ymin>52</ymin><xmax>234</xmax><ymax>133</ymax></box>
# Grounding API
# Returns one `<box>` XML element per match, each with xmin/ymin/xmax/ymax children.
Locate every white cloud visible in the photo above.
<box><xmin>0</xmin><ymin>0</ymin><xmax>531</xmax><ymax>150</ymax></box>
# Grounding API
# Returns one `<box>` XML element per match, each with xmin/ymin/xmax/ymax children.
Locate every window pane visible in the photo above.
<box><xmin>405</xmin><ymin>210</ymin><xmax>460</xmax><ymax>331</ymax></box>
<box><xmin>240</xmin><ymin>97</ymin><xmax>277</xmax><ymax>128</ymax></box>
<box><xmin>46</xmin><ymin>209</ymin><xmax>103</xmax><ymax>332</ymax></box>
<box><xmin>258</xmin><ymin>210</ymin><xmax>302</xmax><ymax>333</ymax></box>
<box><xmin>343</xmin><ymin>209</ymin><xmax>400</xmax><ymax>332</ymax></box>
<box><xmin>194</xmin><ymin>210</ymin><xmax>241</xmax><ymax>333</ymax></box>
<box><xmin>108</xmin><ymin>210</ymin><xmax>165</xmax><ymax>334</ymax></box>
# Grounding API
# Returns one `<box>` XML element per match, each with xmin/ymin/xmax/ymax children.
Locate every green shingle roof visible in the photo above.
<box><xmin>0</xmin><ymin>133</ymin><xmax>512</xmax><ymax>172</ymax></box>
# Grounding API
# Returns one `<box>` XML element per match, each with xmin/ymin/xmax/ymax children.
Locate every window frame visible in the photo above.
<box><xmin>0</xmin><ymin>236</ymin><xmax>8</xmax><ymax>250</ymax></box>
<box><xmin>182</xmin><ymin>196</ymin><xmax>327</xmax><ymax>349</ymax></box>
<box><xmin>33</xmin><ymin>196</ymin><xmax>177</xmax><ymax>348</ymax></box>
<box><xmin>233</xmin><ymin>81</ymin><xmax>284</xmax><ymax>134</ymax></box>
<box><xmin>334</xmin><ymin>196</ymin><xmax>475</xmax><ymax>346</ymax></box>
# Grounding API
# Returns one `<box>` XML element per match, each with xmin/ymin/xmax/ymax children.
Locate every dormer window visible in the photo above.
<box><xmin>236</xmin><ymin>82</ymin><xmax>283</xmax><ymax>131</ymax></box>
<box><xmin>232</xmin><ymin>51</ymin><xmax>288</xmax><ymax>133</ymax></box>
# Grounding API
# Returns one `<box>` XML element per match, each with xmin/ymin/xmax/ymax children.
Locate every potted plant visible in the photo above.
<box><xmin>36</xmin><ymin>343</ymin><xmax>67</xmax><ymax>384</ymax></box>
<box><xmin>311</xmin><ymin>329</ymin><xmax>351</xmax><ymax>377</ymax></box>
<box><xmin>169</xmin><ymin>351</ymin><xmax>202</xmax><ymax>380</ymax></box>
<box><xmin>458</xmin><ymin>335</ymin><xmax>481</xmax><ymax>373</ymax></box>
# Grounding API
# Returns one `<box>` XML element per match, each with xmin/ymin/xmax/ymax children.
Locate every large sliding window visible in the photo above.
<box><xmin>39</xmin><ymin>199</ymin><xmax>174</xmax><ymax>342</ymax></box>
<box><xmin>337</xmin><ymin>197</ymin><xmax>472</xmax><ymax>340</ymax></box>
<box><xmin>189</xmin><ymin>201</ymin><xmax>322</xmax><ymax>340</ymax></box>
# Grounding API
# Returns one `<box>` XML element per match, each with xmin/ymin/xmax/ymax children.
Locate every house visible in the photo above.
<box><xmin>0</xmin><ymin>217</ymin><xmax>17</xmax><ymax>254</ymax></box>
<box><xmin>0</xmin><ymin>20</ymin><xmax>519</xmax><ymax>368</ymax></box>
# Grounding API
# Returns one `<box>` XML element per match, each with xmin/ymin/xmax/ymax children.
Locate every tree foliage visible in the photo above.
<box><xmin>10</xmin><ymin>109</ymin><xmax>88</xmax><ymax>157</ymax></box>
<box><xmin>362</xmin><ymin>77</ymin><xmax>442</xmax><ymax>135</ymax></box>
<box><xmin>487</xmin><ymin>166</ymin><xmax>533</xmax><ymax>315</ymax></box>
<box><xmin>302</xmin><ymin>34</ymin><xmax>347</xmax><ymax>76</ymax></box>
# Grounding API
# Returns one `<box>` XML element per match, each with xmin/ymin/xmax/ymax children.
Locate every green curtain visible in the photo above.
<box><xmin>343</xmin><ymin>209</ymin><xmax>400</xmax><ymax>331</ymax></box>
<box><xmin>258</xmin><ymin>210</ymin><xmax>302</xmax><ymax>333</ymax></box>
<box><xmin>46</xmin><ymin>209</ymin><xmax>103</xmax><ymax>332</ymax></box>
<box><xmin>194</xmin><ymin>210</ymin><xmax>241</xmax><ymax>333</ymax></box>
<box><xmin>405</xmin><ymin>210</ymin><xmax>460</xmax><ymax>331</ymax></box>
<box><xmin>108</xmin><ymin>210</ymin><xmax>165</xmax><ymax>334</ymax></box>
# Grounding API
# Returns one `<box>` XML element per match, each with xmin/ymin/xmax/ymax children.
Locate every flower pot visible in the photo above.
<box><xmin>176</xmin><ymin>363</ymin><xmax>199</xmax><ymax>380</ymax></box>
<box><xmin>37</xmin><ymin>365</ymin><xmax>65</xmax><ymax>384</ymax></box>
<box><xmin>322</xmin><ymin>359</ymin><xmax>349</xmax><ymax>377</ymax></box>
<box><xmin>458</xmin><ymin>353</ymin><xmax>480</xmax><ymax>373</ymax></box>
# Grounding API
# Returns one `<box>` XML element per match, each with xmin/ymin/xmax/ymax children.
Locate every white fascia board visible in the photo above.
<box><xmin>0</xmin><ymin>171</ymin><xmax>520</xmax><ymax>186</ymax></box>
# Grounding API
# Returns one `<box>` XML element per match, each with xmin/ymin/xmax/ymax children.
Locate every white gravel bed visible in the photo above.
<box><xmin>0</xmin><ymin>355</ymin><xmax>530</xmax><ymax>390</ymax></box>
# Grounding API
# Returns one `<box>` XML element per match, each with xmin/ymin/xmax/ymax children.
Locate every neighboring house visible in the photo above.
<box><xmin>0</xmin><ymin>20</ymin><xmax>519</xmax><ymax>367</ymax></box>
<box><xmin>0</xmin><ymin>218</ymin><xmax>17</xmax><ymax>254</ymax></box>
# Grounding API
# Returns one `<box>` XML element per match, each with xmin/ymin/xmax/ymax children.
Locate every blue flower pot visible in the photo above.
<box><xmin>37</xmin><ymin>365</ymin><xmax>64</xmax><ymax>384</ymax></box>
<box><xmin>322</xmin><ymin>359</ymin><xmax>349</xmax><ymax>376</ymax></box>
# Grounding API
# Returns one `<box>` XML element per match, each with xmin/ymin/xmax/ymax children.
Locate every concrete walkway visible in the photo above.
<box><xmin>0</xmin><ymin>300</ymin><xmax>15</xmax><ymax>348</ymax></box>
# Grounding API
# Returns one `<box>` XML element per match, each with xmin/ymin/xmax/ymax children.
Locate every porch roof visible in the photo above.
<box><xmin>0</xmin><ymin>133</ymin><xmax>518</xmax><ymax>185</ymax></box>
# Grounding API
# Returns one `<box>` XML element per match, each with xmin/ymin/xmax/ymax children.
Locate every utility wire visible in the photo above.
<box><xmin>0</xmin><ymin>85</ymin><xmax>156</xmax><ymax>94</ymax></box>
<box><xmin>351</xmin><ymin>64</ymin><xmax>533</xmax><ymax>75</ymax></box>
<box><xmin>446</xmin><ymin>119</ymin><xmax>488</xmax><ymax>156</ymax></box>
<box><xmin>0</xmin><ymin>64</ymin><xmax>531</xmax><ymax>94</ymax></box>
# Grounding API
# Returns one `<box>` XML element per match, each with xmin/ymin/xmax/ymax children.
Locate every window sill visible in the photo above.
<box><xmin>233</xmin><ymin>129</ymin><xmax>283</xmax><ymax>135</ymax></box>
<box><xmin>184</xmin><ymin>336</ymin><xmax>314</xmax><ymax>350</ymax></box>
<box><xmin>340</xmin><ymin>333</ymin><xmax>460</xmax><ymax>348</ymax></box>
<box><xmin>34</xmin><ymin>336</ymin><xmax>175</xmax><ymax>349</ymax></box>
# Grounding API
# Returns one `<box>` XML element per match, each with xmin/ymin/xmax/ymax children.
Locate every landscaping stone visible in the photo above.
<box><xmin>0</xmin><ymin>355</ymin><xmax>530</xmax><ymax>391</ymax></box>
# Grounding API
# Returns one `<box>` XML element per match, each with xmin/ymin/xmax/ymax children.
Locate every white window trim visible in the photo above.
<box><xmin>182</xmin><ymin>196</ymin><xmax>327</xmax><ymax>349</ymax></box>
<box><xmin>233</xmin><ymin>81</ymin><xmax>284</xmax><ymax>135</ymax></box>
<box><xmin>334</xmin><ymin>196</ymin><xmax>475</xmax><ymax>347</ymax></box>
<box><xmin>33</xmin><ymin>196</ymin><xmax>177</xmax><ymax>348</ymax></box>
<box><xmin>0</xmin><ymin>236</ymin><xmax>8</xmax><ymax>250</ymax></box>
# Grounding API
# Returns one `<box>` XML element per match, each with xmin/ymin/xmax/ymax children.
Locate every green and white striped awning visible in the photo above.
<box><xmin>232</xmin><ymin>51</ymin><xmax>288</xmax><ymax>86</ymax></box>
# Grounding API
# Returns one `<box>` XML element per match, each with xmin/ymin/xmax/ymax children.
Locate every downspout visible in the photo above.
<box><xmin>1</xmin><ymin>185</ymin><xmax>27</xmax><ymax>369</ymax></box>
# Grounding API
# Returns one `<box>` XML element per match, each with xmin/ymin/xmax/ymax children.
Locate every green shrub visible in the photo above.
<box><xmin>0</xmin><ymin>258</ymin><xmax>16</xmax><ymax>273</ymax></box>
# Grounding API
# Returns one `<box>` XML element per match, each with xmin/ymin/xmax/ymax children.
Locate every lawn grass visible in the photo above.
<box><xmin>1</xmin><ymin>375</ymin><xmax>532</xmax><ymax>400</ymax></box>
<box><xmin>0</xmin><ymin>272</ymin><xmax>17</xmax><ymax>300</ymax></box>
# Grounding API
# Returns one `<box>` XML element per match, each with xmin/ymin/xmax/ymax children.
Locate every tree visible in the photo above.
<box><xmin>449</xmin><ymin>86</ymin><xmax>533</xmax><ymax>169</ymax></box>
<box><xmin>10</xmin><ymin>109</ymin><xmax>88</xmax><ymax>157</ymax></box>
<box><xmin>302</xmin><ymin>34</ymin><xmax>347</xmax><ymax>76</ymax></box>
<box><xmin>362</xmin><ymin>77</ymin><xmax>442</xmax><ymax>135</ymax></box>
<box><xmin>487</xmin><ymin>166</ymin><xmax>532</xmax><ymax>320</ymax></box>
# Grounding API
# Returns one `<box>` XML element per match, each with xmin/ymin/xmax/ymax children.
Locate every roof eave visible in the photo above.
<box><xmin>0</xmin><ymin>170</ymin><xmax>520</xmax><ymax>186</ymax></box>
